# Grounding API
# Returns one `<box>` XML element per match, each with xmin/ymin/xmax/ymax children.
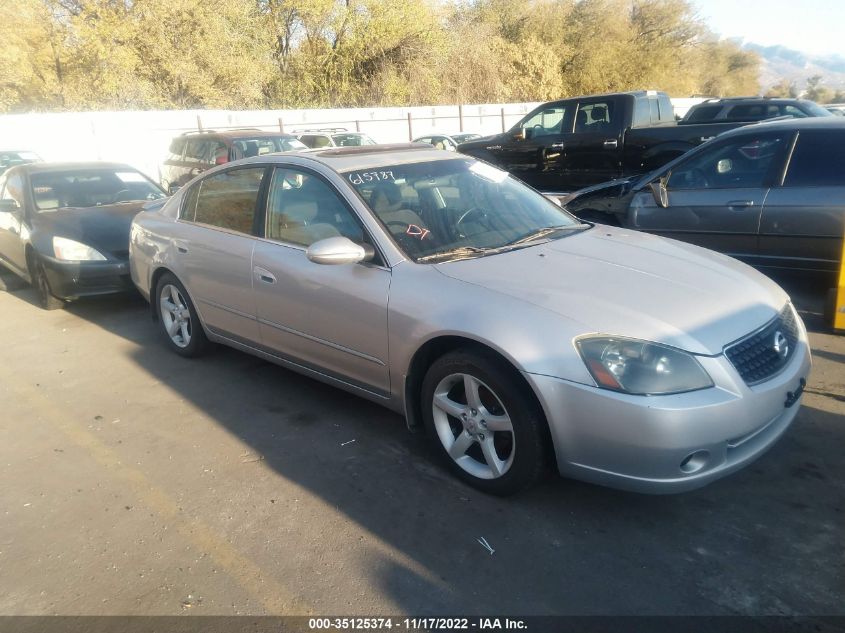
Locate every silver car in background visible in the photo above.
<box><xmin>129</xmin><ymin>144</ymin><xmax>811</xmax><ymax>495</ymax></box>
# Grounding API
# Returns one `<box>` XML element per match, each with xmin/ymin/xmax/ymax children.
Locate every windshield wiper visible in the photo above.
<box><xmin>417</xmin><ymin>245</ymin><xmax>490</xmax><ymax>263</ymax></box>
<box><xmin>505</xmin><ymin>224</ymin><xmax>590</xmax><ymax>247</ymax></box>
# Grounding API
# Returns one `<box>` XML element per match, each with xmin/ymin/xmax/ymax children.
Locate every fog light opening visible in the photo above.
<box><xmin>680</xmin><ymin>450</ymin><xmax>710</xmax><ymax>474</ymax></box>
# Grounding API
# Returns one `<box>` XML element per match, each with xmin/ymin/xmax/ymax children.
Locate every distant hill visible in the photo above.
<box><xmin>744</xmin><ymin>43</ymin><xmax>845</xmax><ymax>93</ymax></box>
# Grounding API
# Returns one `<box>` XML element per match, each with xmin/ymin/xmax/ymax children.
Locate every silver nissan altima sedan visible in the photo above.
<box><xmin>129</xmin><ymin>144</ymin><xmax>811</xmax><ymax>495</ymax></box>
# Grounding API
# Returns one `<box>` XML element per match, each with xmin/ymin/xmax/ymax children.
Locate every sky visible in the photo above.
<box><xmin>693</xmin><ymin>0</ymin><xmax>845</xmax><ymax>57</ymax></box>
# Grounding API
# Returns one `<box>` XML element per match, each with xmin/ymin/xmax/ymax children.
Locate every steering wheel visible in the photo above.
<box><xmin>385</xmin><ymin>220</ymin><xmax>410</xmax><ymax>233</ymax></box>
<box><xmin>112</xmin><ymin>189</ymin><xmax>133</xmax><ymax>203</ymax></box>
<box><xmin>456</xmin><ymin>207</ymin><xmax>486</xmax><ymax>227</ymax></box>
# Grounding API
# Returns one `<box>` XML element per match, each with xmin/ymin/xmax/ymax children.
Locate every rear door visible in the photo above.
<box><xmin>175</xmin><ymin>165</ymin><xmax>268</xmax><ymax>342</ymax></box>
<box><xmin>560</xmin><ymin>96</ymin><xmax>625</xmax><ymax>189</ymax></box>
<box><xmin>757</xmin><ymin>129</ymin><xmax>845</xmax><ymax>272</ymax></box>
<box><xmin>628</xmin><ymin>130</ymin><xmax>791</xmax><ymax>259</ymax></box>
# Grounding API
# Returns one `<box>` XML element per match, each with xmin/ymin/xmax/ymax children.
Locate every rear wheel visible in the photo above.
<box><xmin>421</xmin><ymin>349</ymin><xmax>549</xmax><ymax>495</ymax></box>
<box><xmin>155</xmin><ymin>273</ymin><xmax>208</xmax><ymax>357</ymax></box>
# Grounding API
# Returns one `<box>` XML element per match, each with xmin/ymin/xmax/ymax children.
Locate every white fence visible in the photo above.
<box><xmin>0</xmin><ymin>103</ymin><xmax>541</xmax><ymax>183</ymax></box>
<box><xmin>0</xmin><ymin>97</ymin><xmax>705</xmax><ymax>184</ymax></box>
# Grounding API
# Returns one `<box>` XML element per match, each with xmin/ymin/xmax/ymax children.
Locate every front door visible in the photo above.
<box><xmin>628</xmin><ymin>131</ymin><xmax>791</xmax><ymax>260</ymax></box>
<box><xmin>495</xmin><ymin>103</ymin><xmax>572</xmax><ymax>191</ymax></box>
<box><xmin>252</xmin><ymin>166</ymin><xmax>391</xmax><ymax>394</ymax></box>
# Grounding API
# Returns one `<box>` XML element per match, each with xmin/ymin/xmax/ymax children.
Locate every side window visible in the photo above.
<box><xmin>684</xmin><ymin>105</ymin><xmax>721</xmax><ymax>123</ymax></box>
<box><xmin>783</xmin><ymin>105</ymin><xmax>809</xmax><ymax>119</ymax></box>
<box><xmin>520</xmin><ymin>106</ymin><xmax>567</xmax><ymax>137</ymax></box>
<box><xmin>168</xmin><ymin>138</ymin><xmax>186</xmax><ymax>161</ymax></box>
<box><xmin>184</xmin><ymin>139</ymin><xmax>210</xmax><ymax>163</ymax></box>
<box><xmin>192</xmin><ymin>167</ymin><xmax>265</xmax><ymax>234</ymax></box>
<box><xmin>313</xmin><ymin>135</ymin><xmax>332</xmax><ymax>148</ymax></box>
<box><xmin>574</xmin><ymin>101</ymin><xmax>616</xmax><ymax>134</ymax></box>
<box><xmin>266</xmin><ymin>167</ymin><xmax>364</xmax><ymax>247</ymax></box>
<box><xmin>649</xmin><ymin>98</ymin><xmax>659</xmax><ymax>123</ymax></box>
<box><xmin>783</xmin><ymin>132</ymin><xmax>845</xmax><ymax>187</ymax></box>
<box><xmin>668</xmin><ymin>134</ymin><xmax>787</xmax><ymax>190</ymax></box>
<box><xmin>727</xmin><ymin>104</ymin><xmax>767</xmax><ymax>121</ymax></box>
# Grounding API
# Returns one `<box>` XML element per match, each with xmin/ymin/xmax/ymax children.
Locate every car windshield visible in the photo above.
<box><xmin>332</xmin><ymin>133</ymin><xmax>376</xmax><ymax>147</ymax></box>
<box><xmin>232</xmin><ymin>136</ymin><xmax>307</xmax><ymax>157</ymax></box>
<box><xmin>30</xmin><ymin>168</ymin><xmax>166</xmax><ymax>211</ymax></box>
<box><xmin>345</xmin><ymin>158</ymin><xmax>586</xmax><ymax>262</ymax></box>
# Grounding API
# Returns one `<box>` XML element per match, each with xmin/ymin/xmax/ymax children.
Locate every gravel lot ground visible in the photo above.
<box><xmin>0</xmin><ymin>267</ymin><xmax>842</xmax><ymax>617</ymax></box>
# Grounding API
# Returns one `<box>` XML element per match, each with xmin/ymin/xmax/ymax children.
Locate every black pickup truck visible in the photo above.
<box><xmin>458</xmin><ymin>90</ymin><xmax>751</xmax><ymax>194</ymax></box>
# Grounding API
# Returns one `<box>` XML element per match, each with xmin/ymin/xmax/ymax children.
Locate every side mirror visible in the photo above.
<box><xmin>306</xmin><ymin>236</ymin><xmax>374</xmax><ymax>265</ymax></box>
<box><xmin>0</xmin><ymin>199</ymin><xmax>19</xmax><ymax>213</ymax></box>
<box><xmin>513</xmin><ymin>128</ymin><xmax>526</xmax><ymax>141</ymax></box>
<box><xmin>649</xmin><ymin>179</ymin><xmax>669</xmax><ymax>208</ymax></box>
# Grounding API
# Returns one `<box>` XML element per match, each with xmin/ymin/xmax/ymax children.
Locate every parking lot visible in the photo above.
<box><xmin>0</xmin><ymin>267</ymin><xmax>843</xmax><ymax>616</ymax></box>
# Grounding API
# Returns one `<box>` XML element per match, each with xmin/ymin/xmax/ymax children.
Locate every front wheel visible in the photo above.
<box><xmin>32</xmin><ymin>260</ymin><xmax>64</xmax><ymax>310</ymax></box>
<box><xmin>155</xmin><ymin>273</ymin><xmax>208</xmax><ymax>357</ymax></box>
<box><xmin>421</xmin><ymin>349</ymin><xmax>549</xmax><ymax>495</ymax></box>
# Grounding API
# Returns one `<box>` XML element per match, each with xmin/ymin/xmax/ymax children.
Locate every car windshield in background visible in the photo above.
<box><xmin>331</xmin><ymin>133</ymin><xmax>376</xmax><ymax>147</ymax></box>
<box><xmin>231</xmin><ymin>136</ymin><xmax>307</xmax><ymax>158</ymax></box>
<box><xmin>30</xmin><ymin>169</ymin><xmax>166</xmax><ymax>211</ymax></box>
<box><xmin>451</xmin><ymin>133</ymin><xmax>482</xmax><ymax>143</ymax></box>
<box><xmin>344</xmin><ymin>158</ymin><xmax>586</xmax><ymax>262</ymax></box>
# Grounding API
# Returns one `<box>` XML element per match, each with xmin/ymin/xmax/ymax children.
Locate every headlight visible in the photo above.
<box><xmin>576</xmin><ymin>336</ymin><xmax>713</xmax><ymax>395</ymax></box>
<box><xmin>52</xmin><ymin>236</ymin><xmax>107</xmax><ymax>261</ymax></box>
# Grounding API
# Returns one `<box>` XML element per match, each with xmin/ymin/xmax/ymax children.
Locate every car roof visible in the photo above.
<box><xmin>737</xmin><ymin>117</ymin><xmax>845</xmax><ymax>131</ymax></box>
<box><xmin>694</xmin><ymin>97</ymin><xmax>814</xmax><ymax>106</ymax></box>
<box><xmin>182</xmin><ymin>130</ymin><xmax>298</xmax><ymax>140</ymax></box>
<box><xmin>234</xmin><ymin>143</ymin><xmax>461</xmax><ymax>172</ymax></box>
<box><xmin>18</xmin><ymin>161</ymin><xmax>138</xmax><ymax>174</ymax></box>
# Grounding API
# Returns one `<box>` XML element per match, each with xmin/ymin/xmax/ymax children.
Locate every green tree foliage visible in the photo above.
<box><xmin>0</xmin><ymin>0</ymin><xmax>762</xmax><ymax>112</ymax></box>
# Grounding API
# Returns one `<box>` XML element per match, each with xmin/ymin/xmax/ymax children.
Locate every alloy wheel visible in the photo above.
<box><xmin>159</xmin><ymin>283</ymin><xmax>192</xmax><ymax>348</ymax></box>
<box><xmin>431</xmin><ymin>372</ymin><xmax>515</xmax><ymax>479</ymax></box>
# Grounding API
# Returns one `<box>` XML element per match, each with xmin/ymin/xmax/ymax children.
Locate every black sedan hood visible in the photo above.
<box><xmin>31</xmin><ymin>202</ymin><xmax>145</xmax><ymax>260</ymax></box>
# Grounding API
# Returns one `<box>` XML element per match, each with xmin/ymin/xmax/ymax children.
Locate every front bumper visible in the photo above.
<box><xmin>40</xmin><ymin>255</ymin><xmax>133</xmax><ymax>300</ymax></box>
<box><xmin>526</xmin><ymin>333</ymin><xmax>812</xmax><ymax>494</ymax></box>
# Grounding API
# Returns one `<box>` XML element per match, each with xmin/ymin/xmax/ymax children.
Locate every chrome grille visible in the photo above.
<box><xmin>724</xmin><ymin>306</ymin><xmax>799</xmax><ymax>386</ymax></box>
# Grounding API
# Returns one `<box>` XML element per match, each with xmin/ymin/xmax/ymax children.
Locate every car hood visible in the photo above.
<box><xmin>31</xmin><ymin>202</ymin><xmax>145</xmax><ymax>259</ymax></box>
<box><xmin>434</xmin><ymin>227</ymin><xmax>788</xmax><ymax>356</ymax></box>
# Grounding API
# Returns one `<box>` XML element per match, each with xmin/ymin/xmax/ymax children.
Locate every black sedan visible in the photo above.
<box><xmin>0</xmin><ymin>162</ymin><xmax>166</xmax><ymax>309</ymax></box>
<box><xmin>563</xmin><ymin>118</ymin><xmax>845</xmax><ymax>274</ymax></box>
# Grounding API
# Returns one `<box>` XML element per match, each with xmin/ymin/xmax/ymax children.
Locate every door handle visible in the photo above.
<box><xmin>173</xmin><ymin>240</ymin><xmax>188</xmax><ymax>254</ymax></box>
<box><xmin>548</xmin><ymin>142</ymin><xmax>565</xmax><ymax>149</ymax></box>
<box><xmin>254</xmin><ymin>266</ymin><xmax>276</xmax><ymax>284</ymax></box>
<box><xmin>603</xmin><ymin>139</ymin><xmax>618</xmax><ymax>148</ymax></box>
<box><xmin>727</xmin><ymin>200</ymin><xmax>755</xmax><ymax>209</ymax></box>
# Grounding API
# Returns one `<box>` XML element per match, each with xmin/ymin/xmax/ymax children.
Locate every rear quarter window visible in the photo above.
<box><xmin>684</xmin><ymin>105</ymin><xmax>722</xmax><ymax>122</ymax></box>
<box><xmin>783</xmin><ymin>131</ymin><xmax>845</xmax><ymax>187</ymax></box>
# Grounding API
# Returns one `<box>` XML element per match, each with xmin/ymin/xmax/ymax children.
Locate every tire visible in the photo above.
<box><xmin>421</xmin><ymin>348</ymin><xmax>549</xmax><ymax>495</ymax></box>
<box><xmin>154</xmin><ymin>272</ymin><xmax>208</xmax><ymax>357</ymax></box>
<box><xmin>31</xmin><ymin>259</ymin><xmax>64</xmax><ymax>310</ymax></box>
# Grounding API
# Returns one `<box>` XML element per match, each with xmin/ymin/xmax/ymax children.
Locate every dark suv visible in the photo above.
<box><xmin>564</xmin><ymin>118</ymin><xmax>845</xmax><ymax>273</ymax></box>
<box><xmin>680</xmin><ymin>98</ymin><xmax>832</xmax><ymax>125</ymax></box>
<box><xmin>160</xmin><ymin>130</ymin><xmax>306</xmax><ymax>194</ymax></box>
